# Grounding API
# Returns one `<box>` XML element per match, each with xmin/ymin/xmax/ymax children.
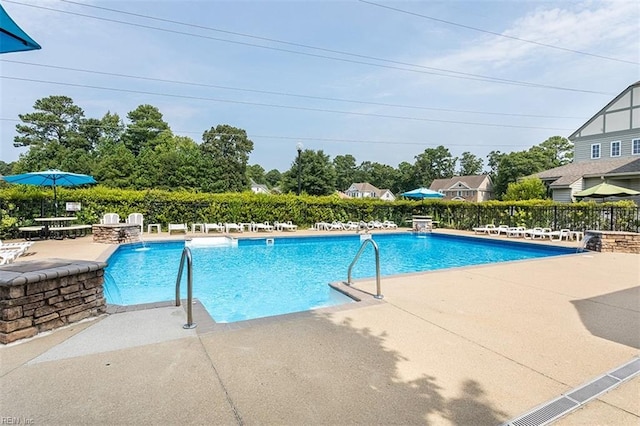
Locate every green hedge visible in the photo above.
<box><xmin>0</xmin><ymin>186</ymin><xmax>638</xmax><ymax>239</ymax></box>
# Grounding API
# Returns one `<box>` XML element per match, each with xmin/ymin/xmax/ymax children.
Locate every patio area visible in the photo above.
<box><xmin>1</xmin><ymin>229</ymin><xmax>638</xmax><ymax>424</ymax></box>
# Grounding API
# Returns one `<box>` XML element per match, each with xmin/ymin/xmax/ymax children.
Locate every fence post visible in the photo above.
<box><xmin>610</xmin><ymin>206</ymin><xmax>614</xmax><ymax>231</ymax></box>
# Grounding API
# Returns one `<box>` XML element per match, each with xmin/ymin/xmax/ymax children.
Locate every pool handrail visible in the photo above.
<box><xmin>175</xmin><ymin>246</ymin><xmax>197</xmax><ymax>329</ymax></box>
<box><xmin>347</xmin><ymin>238</ymin><xmax>383</xmax><ymax>299</ymax></box>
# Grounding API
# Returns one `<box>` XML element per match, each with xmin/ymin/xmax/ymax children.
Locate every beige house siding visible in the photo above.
<box><xmin>429</xmin><ymin>175</ymin><xmax>493</xmax><ymax>202</ymax></box>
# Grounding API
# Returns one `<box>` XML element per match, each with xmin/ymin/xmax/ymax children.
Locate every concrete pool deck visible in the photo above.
<box><xmin>1</xmin><ymin>228</ymin><xmax>638</xmax><ymax>424</ymax></box>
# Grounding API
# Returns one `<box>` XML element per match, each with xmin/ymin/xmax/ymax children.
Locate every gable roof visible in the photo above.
<box><xmin>429</xmin><ymin>175</ymin><xmax>491</xmax><ymax>191</ymax></box>
<box><xmin>348</xmin><ymin>182</ymin><xmax>380</xmax><ymax>193</ymax></box>
<box><xmin>569</xmin><ymin>81</ymin><xmax>640</xmax><ymax>140</ymax></box>
<box><xmin>532</xmin><ymin>157</ymin><xmax>640</xmax><ymax>183</ymax></box>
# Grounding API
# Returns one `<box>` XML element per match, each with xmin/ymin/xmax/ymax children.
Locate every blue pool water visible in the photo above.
<box><xmin>104</xmin><ymin>233</ymin><xmax>575</xmax><ymax>323</ymax></box>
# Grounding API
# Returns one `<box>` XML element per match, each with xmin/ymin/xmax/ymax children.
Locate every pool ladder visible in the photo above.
<box><xmin>347</xmin><ymin>238</ymin><xmax>383</xmax><ymax>299</ymax></box>
<box><xmin>175</xmin><ymin>246</ymin><xmax>197</xmax><ymax>329</ymax></box>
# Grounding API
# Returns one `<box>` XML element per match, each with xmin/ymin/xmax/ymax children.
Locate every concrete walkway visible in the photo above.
<box><xmin>1</xmin><ymin>229</ymin><xmax>638</xmax><ymax>424</ymax></box>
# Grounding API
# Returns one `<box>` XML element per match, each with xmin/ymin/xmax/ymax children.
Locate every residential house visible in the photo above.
<box><xmin>429</xmin><ymin>175</ymin><xmax>493</xmax><ymax>202</ymax></box>
<box><xmin>344</xmin><ymin>182</ymin><xmax>396</xmax><ymax>201</ymax></box>
<box><xmin>250</xmin><ymin>179</ymin><xmax>271</xmax><ymax>195</ymax></box>
<box><xmin>532</xmin><ymin>81</ymin><xmax>640</xmax><ymax>202</ymax></box>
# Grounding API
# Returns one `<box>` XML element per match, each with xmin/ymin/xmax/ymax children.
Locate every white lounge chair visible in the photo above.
<box><xmin>204</xmin><ymin>223</ymin><xmax>224</xmax><ymax>233</ymax></box>
<box><xmin>343</xmin><ymin>221</ymin><xmax>359</xmax><ymax>230</ymax></box>
<box><xmin>494</xmin><ymin>225</ymin><xmax>510</xmax><ymax>236</ymax></box>
<box><xmin>168</xmin><ymin>223</ymin><xmax>187</xmax><ymax>234</ymax></box>
<box><xmin>274</xmin><ymin>221</ymin><xmax>297</xmax><ymax>231</ymax></box>
<box><xmin>125</xmin><ymin>213</ymin><xmax>144</xmax><ymax>233</ymax></box>
<box><xmin>473</xmin><ymin>224</ymin><xmax>496</xmax><ymax>234</ymax></box>
<box><xmin>0</xmin><ymin>249</ymin><xmax>22</xmax><ymax>265</ymax></box>
<box><xmin>313</xmin><ymin>222</ymin><xmax>332</xmax><ymax>231</ymax></box>
<box><xmin>0</xmin><ymin>240</ymin><xmax>33</xmax><ymax>256</ymax></box>
<box><xmin>252</xmin><ymin>222</ymin><xmax>274</xmax><ymax>232</ymax></box>
<box><xmin>101</xmin><ymin>213</ymin><xmax>120</xmax><ymax>224</ymax></box>
<box><xmin>224</xmin><ymin>223</ymin><xmax>243</xmax><ymax>233</ymax></box>
<box><xmin>382</xmin><ymin>220</ymin><xmax>398</xmax><ymax>229</ymax></box>
<box><xmin>506</xmin><ymin>226</ymin><xmax>526</xmax><ymax>238</ymax></box>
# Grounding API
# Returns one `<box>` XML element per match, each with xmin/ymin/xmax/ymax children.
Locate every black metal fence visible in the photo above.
<box><xmin>1</xmin><ymin>198</ymin><xmax>639</xmax><ymax>239</ymax></box>
<box><xmin>415</xmin><ymin>204</ymin><xmax>640</xmax><ymax>233</ymax></box>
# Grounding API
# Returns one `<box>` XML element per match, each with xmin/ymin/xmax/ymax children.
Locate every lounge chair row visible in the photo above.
<box><xmin>313</xmin><ymin>220</ymin><xmax>398</xmax><ymax>231</ymax></box>
<box><xmin>165</xmin><ymin>221</ymin><xmax>299</xmax><ymax>234</ymax></box>
<box><xmin>472</xmin><ymin>224</ymin><xmax>582</xmax><ymax>241</ymax></box>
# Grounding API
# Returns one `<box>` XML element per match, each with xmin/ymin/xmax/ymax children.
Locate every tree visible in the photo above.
<box><xmin>123</xmin><ymin>105</ymin><xmax>171</xmax><ymax>156</ymax></box>
<box><xmin>536</xmin><ymin>135</ymin><xmax>573</xmax><ymax>168</ymax></box>
<box><xmin>281</xmin><ymin>149</ymin><xmax>336</xmax><ymax>195</ymax></box>
<box><xmin>200</xmin><ymin>125</ymin><xmax>254</xmax><ymax>193</ymax></box>
<box><xmin>93</xmin><ymin>142</ymin><xmax>136</xmax><ymax>188</ymax></box>
<box><xmin>492</xmin><ymin>150</ymin><xmax>547</xmax><ymax>198</ymax></box>
<box><xmin>458</xmin><ymin>152</ymin><xmax>483</xmax><ymax>176</ymax></box>
<box><xmin>333</xmin><ymin>154</ymin><xmax>357</xmax><ymax>191</ymax></box>
<box><xmin>395</xmin><ymin>161</ymin><xmax>417</xmax><ymax>193</ymax></box>
<box><xmin>358</xmin><ymin>161</ymin><xmax>398</xmax><ymax>189</ymax></box>
<box><xmin>414</xmin><ymin>145</ymin><xmax>456</xmax><ymax>186</ymax></box>
<box><xmin>247</xmin><ymin>164</ymin><xmax>266</xmax><ymax>184</ymax></box>
<box><xmin>503</xmin><ymin>177</ymin><xmax>547</xmax><ymax>201</ymax></box>
<box><xmin>487</xmin><ymin>150</ymin><xmax>504</xmax><ymax>177</ymax></box>
<box><xmin>265</xmin><ymin>169</ymin><xmax>282</xmax><ymax>188</ymax></box>
<box><xmin>14</xmin><ymin>95</ymin><xmax>85</xmax><ymax>150</ymax></box>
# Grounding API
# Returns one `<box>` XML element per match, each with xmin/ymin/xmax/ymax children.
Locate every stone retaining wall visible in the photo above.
<box><xmin>0</xmin><ymin>259</ymin><xmax>107</xmax><ymax>344</ymax></box>
<box><xmin>584</xmin><ymin>230</ymin><xmax>640</xmax><ymax>254</ymax></box>
<box><xmin>93</xmin><ymin>223</ymin><xmax>141</xmax><ymax>244</ymax></box>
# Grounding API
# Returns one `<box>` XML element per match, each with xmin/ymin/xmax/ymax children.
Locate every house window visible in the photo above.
<box><xmin>610</xmin><ymin>141</ymin><xmax>621</xmax><ymax>157</ymax></box>
<box><xmin>591</xmin><ymin>143</ymin><xmax>601</xmax><ymax>159</ymax></box>
<box><xmin>633</xmin><ymin>139</ymin><xmax>640</xmax><ymax>155</ymax></box>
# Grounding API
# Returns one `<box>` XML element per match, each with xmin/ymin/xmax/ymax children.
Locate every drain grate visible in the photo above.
<box><xmin>511</xmin><ymin>397</ymin><xmax>577</xmax><ymax>426</ymax></box>
<box><xmin>609</xmin><ymin>358</ymin><xmax>640</xmax><ymax>381</ymax></box>
<box><xmin>505</xmin><ymin>357</ymin><xmax>640</xmax><ymax>426</ymax></box>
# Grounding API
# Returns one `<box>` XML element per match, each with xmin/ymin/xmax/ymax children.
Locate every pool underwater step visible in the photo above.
<box><xmin>505</xmin><ymin>357</ymin><xmax>640</xmax><ymax>426</ymax></box>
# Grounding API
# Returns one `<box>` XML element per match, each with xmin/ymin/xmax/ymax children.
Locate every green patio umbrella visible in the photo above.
<box><xmin>574</xmin><ymin>182</ymin><xmax>640</xmax><ymax>199</ymax></box>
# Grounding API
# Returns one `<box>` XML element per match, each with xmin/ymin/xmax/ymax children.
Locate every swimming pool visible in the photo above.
<box><xmin>104</xmin><ymin>233</ymin><xmax>576</xmax><ymax>323</ymax></box>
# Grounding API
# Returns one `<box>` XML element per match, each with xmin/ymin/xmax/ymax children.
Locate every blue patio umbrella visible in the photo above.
<box><xmin>2</xmin><ymin>169</ymin><xmax>96</xmax><ymax>215</ymax></box>
<box><xmin>0</xmin><ymin>4</ymin><xmax>41</xmax><ymax>54</ymax></box>
<box><xmin>401</xmin><ymin>187</ymin><xmax>444</xmax><ymax>199</ymax></box>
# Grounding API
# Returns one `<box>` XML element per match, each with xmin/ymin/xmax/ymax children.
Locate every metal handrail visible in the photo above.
<box><xmin>347</xmin><ymin>238</ymin><xmax>383</xmax><ymax>299</ymax></box>
<box><xmin>175</xmin><ymin>246</ymin><xmax>197</xmax><ymax>329</ymax></box>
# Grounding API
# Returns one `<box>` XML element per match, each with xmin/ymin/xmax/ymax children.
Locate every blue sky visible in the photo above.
<box><xmin>1</xmin><ymin>0</ymin><xmax>638</xmax><ymax>173</ymax></box>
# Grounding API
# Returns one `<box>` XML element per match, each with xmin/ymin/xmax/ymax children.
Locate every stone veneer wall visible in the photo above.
<box><xmin>93</xmin><ymin>223</ymin><xmax>141</xmax><ymax>244</ymax></box>
<box><xmin>0</xmin><ymin>259</ymin><xmax>107</xmax><ymax>344</ymax></box>
<box><xmin>584</xmin><ymin>231</ymin><xmax>640</xmax><ymax>254</ymax></box>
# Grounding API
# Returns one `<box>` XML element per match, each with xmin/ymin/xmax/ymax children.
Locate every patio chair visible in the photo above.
<box><xmin>0</xmin><ymin>249</ymin><xmax>22</xmax><ymax>265</ymax></box>
<box><xmin>252</xmin><ymin>222</ymin><xmax>274</xmax><ymax>232</ymax></box>
<box><xmin>505</xmin><ymin>226</ymin><xmax>526</xmax><ymax>238</ymax></box>
<box><xmin>168</xmin><ymin>223</ymin><xmax>187</xmax><ymax>234</ymax></box>
<box><xmin>101</xmin><ymin>213</ymin><xmax>120</xmax><ymax>224</ymax></box>
<box><xmin>382</xmin><ymin>220</ymin><xmax>398</xmax><ymax>229</ymax></box>
<box><xmin>125</xmin><ymin>213</ymin><xmax>144</xmax><ymax>233</ymax></box>
<box><xmin>204</xmin><ymin>223</ymin><xmax>224</xmax><ymax>233</ymax></box>
<box><xmin>0</xmin><ymin>240</ymin><xmax>33</xmax><ymax>256</ymax></box>
<box><xmin>274</xmin><ymin>221</ymin><xmax>297</xmax><ymax>231</ymax></box>
<box><xmin>472</xmin><ymin>224</ymin><xmax>496</xmax><ymax>234</ymax></box>
<box><xmin>224</xmin><ymin>223</ymin><xmax>243</xmax><ymax>233</ymax></box>
<box><xmin>494</xmin><ymin>225</ymin><xmax>510</xmax><ymax>236</ymax></box>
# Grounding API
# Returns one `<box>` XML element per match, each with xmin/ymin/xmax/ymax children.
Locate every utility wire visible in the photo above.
<box><xmin>0</xmin><ymin>59</ymin><xmax>585</xmax><ymax>120</ymax></box>
<box><xmin>0</xmin><ymin>118</ymin><xmax>539</xmax><ymax>149</ymax></box>
<box><xmin>4</xmin><ymin>0</ymin><xmax>613</xmax><ymax>95</ymax></box>
<box><xmin>359</xmin><ymin>0</ymin><xmax>639</xmax><ymax>66</ymax></box>
<box><xmin>1</xmin><ymin>76</ymin><xmax>574</xmax><ymax>131</ymax></box>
